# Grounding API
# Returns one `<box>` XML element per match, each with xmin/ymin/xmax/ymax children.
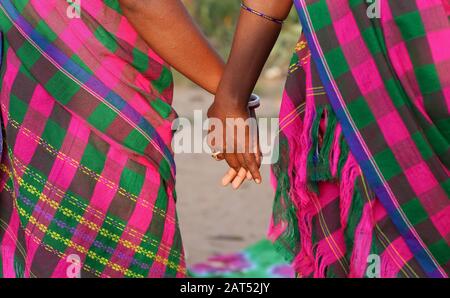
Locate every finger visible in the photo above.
<box><xmin>255</xmin><ymin>151</ymin><xmax>262</xmax><ymax>168</ymax></box>
<box><xmin>246</xmin><ymin>115</ymin><xmax>261</xmax><ymax>169</ymax></box>
<box><xmin>249</xmin><ymin>108</ymin><xmax>262</xmax><ymax>167</ymax></box>
<box><xmin>253</xmin><ymin>138</ymin><xmax>262</xmax><ymax>167</ymax></box>
<box><xmin>224</xmin><ymin>153</ymin><xmax>240</xmax><ymax>172</ymax></box>
<box><xmin>254</xmin><ymin>127</ymin><xmax>262</xmax><ymax>167</ymax></box>
<box><xmin>222</xmin><ymin>168</ymin><xmax>237</xmax><ymax>186</ymax></box>
<box><xmin>243</xmin><ymin>153</ymin><xmax>262</xmax><ymax>184</ymax></box>
<box><xmin>232</xmin><ymin>168</ymin><xmax>248</xmax><ymax>189</ymax></box>
<box><xmin>236</xmin><ymin>154</ymin><xmax>252</xmax><ymax>181</ymax></box>
<box><xmin>237</xmin><ymin>153</ymin><xmax>248</xmax><ymax>171</ymax></box>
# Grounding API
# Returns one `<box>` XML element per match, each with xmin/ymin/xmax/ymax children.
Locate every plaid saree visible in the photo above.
<box><xmin>270</xmin><ymin>0</ymin><xmax>449</xmax><ymax>277</ymax></box>
<box><xmin>0</xmin><ymin>0</ymin><xmax>185</xmax><ymax>277</ymax></box>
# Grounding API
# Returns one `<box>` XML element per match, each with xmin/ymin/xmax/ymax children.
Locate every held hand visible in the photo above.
<box><xmin>207</xmin><ymin>97</ymin><xmax>262</xmax><ymax>189</ymax></box>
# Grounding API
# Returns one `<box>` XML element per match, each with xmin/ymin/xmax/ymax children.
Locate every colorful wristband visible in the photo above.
<box><xmin>240</xmin><ymin>2</ymin><xmax>284</xmax><ymax>25</ymax></box>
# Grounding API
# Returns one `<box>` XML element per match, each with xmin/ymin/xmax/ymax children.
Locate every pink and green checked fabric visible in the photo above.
<box><xmin>270</xmin><ymin>0</ymin><xmax>449</xmax><ymax>277</ymax></box>
<box><xmin>0</xmin><ymin>0</ymin><xmax>185</xmax><ymax>277</ymax></box>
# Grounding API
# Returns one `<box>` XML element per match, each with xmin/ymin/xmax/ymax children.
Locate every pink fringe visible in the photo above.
<box><xmin>267</xmin><ymin>217</ymin><xmax>287</xmax><ymax>242</ymax></box>
<box><xmin>277</xmin><ymin>43</ymin><xmax>381</xmax><ymax>277</ymax></box>
<box><xmin>1</xmin><ymin>210</ymin><xmax>20</xmax><ymax>278</ymax></box>
<box><xmin>291</xmin><ymin>204</ymin><xmax>316</xmax><ymax>276</ymax></box>
<box><xmin>445</xmin><ymin>0</ymin><xmax>450</xmax><ymax>16</ymax></box>
<box><xmin>291</xmin><ymin>56</ymin><xmax>316</xmax><ymax>207</ymax></box>
<box><xmin>381</xmin><ymin>250</ymin><xmax>402</xmax><ymax>278</ymax></box>
<box><xmin>339</xmin><ymin>154</ymin><xmax>360</xmax><ymax>230</ymax></box>
<box><xmin>329</xmin><ymin>124</ymin><xmax>342</xmax><ymax>177</ymax></box>
<box><xmin>286</xmin><ymin>106</ymin><xmax>376</xmax><ymax>276</ymax></box>
<box><xmin>289</xmin><ymin>89</ymin><xmax>318</xmax><ymax>275</ymax></box>
<box><xmin>348</xmin><ymin>202</ymin><xmax>375</xmax><ymax>277</ymax></box>
<box><xmin>313</xmin><ymin>240</ymin><xmax>337</xmax><ymax>278</ymax></box>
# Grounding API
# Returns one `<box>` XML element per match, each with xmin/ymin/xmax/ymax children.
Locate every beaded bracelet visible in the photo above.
<box><xmin>240</xmin><ymin>2</ymin><xmax>284</xmax><ymax>25</ymax></box>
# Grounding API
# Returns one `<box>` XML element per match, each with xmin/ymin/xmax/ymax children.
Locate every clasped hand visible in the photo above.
<box><xmin>207</xmin><ymin>97</ymin><xmax>262</xmax><ymax>190</ymax></box>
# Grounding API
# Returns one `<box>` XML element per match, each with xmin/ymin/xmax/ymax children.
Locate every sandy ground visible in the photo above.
<box><xmin>172</xmin><ymin>84</ymin><xmax>283</xmax><ymax>265</ymax></box>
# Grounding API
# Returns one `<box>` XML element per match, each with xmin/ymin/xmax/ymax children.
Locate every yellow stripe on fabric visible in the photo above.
<box><xmin>295</xmin><ymin>40</ymin><xmax>308</xmax><ymax>51</ymax></box>
<box><xmin>297</xmin><ymin>1</ymin><xmax>445</xmax><ymax>276</ymax></box>
<box><xmin>2</xmin><ymin>105</ymin><xmax>175</xmax><ymax>223</ymax></box>
<box><xmin>279</xmin><ymin>107</ymin><xmax>306</xmax><ymax>133</ymax></box>
<box><xmin>11</xmin><ymin>196</ymin><xmax>186</xmax><ymax>277</ymax></box>
<box><xmin>0</xmin><ymin>6</ymin><xmax>174</xmax><ymax>172</ymax></box>
<box><xmin>280</xmin><ymin>103</ymin><xmax>306</xmax><ymax>125</ymax></box>
<box><xmin>279</xmin><ymin>90</ymin><xmax>326</xmax><ymax>133</ymax></box>
<box><xmin>279</xmin><ymin>103</ymin><xmax>306</xmax><ymax>129</ymax></box>
<box><xmin>19</xmin><ymin>218</ymin><xmax>146</xmax><ymax>278</ymax></box>
<box><xmin>1</xmin><ymin>164</ymin><xmax>182</xmax><ymax>264</ymax></box>
<box><xmin>360</xmin><ymin>170</ymin><xmax>419</xmax><ymax>278</ymax></box>
<box><xmin>288</xmin><ymin>53</ymin><xmax>312</xmax><ymax>73</ymax></box>
<box><xmin>0</xmin><ymin>218</ymin><xmax>38</xmax><ymax>278</ymax></box>
<box><xmin>0</xmin><ymin>159</ymin><xmax>179</xmax><ymax>259</ymax></box>
<box><xmin>311</xmin><ymin>195</ymin><xmax>349</xmax><ymax>275</ymax></box>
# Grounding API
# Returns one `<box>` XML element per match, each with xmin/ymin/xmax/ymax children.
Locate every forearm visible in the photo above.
<box><xmin>119</xmin><ymin>0</ymin><xmax>224</xmax><ymax>94</ymax></box>
<box><xmin>216</xmin><ymin>0</ymin><xmax>293</xmax><ymax>108</ymax></box>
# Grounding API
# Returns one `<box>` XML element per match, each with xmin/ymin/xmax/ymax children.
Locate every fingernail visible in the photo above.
<box><xmin>255</xmin><ymin>179</ymin><xmax>261</xmax><ymax>184</ymax></box>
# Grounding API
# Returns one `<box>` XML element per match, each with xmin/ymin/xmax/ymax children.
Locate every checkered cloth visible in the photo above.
<box><xmin>270</xmin><ymin>0</ymin><xmax>449</xmax><ymax>277</ymax></box>
<box><xmin>0</xmin><ymin>1</ymin><xmax>185</xmax><ymax>277</ymax></box>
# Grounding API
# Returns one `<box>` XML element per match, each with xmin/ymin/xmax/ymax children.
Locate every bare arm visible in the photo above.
<box><xmin>119</xmin><ymin>0</ymin><xmax>224</xmax><ymax>94</ymax></box>
<box><xmin>216</xmin><ymin>0</ymin><xmax>293</xmax><ymax>108</ymax></box>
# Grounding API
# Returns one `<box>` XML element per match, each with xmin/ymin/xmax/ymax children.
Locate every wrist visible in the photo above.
<box><xmin>213</xmin><ymin>90</ymin><xmax>260</xmax><ymax>112</ymax></box>
<box><xmin>207</xmin><ymin>60</ymin><xmax>226</xmax><ymax>95</ymax></box>
<box><xmin>213</xmin><ymin>90</ymin><xmax>249</xmax><ymax>111</ymax></box>
<box><xmin>215</xmin><ymin>82</ymin><xmax>253</xmax><ymax>106</ymax></box>
<box><xmin>212</xmin><ymin>99</ymin><xmax>248</xmax><ymax>114</ymax></box>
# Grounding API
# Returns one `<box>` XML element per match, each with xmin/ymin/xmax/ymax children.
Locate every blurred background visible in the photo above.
<box><xmin>173</xmin><ymin>0</ymin><xmax>300</xmax><ymax>273</ymax></box>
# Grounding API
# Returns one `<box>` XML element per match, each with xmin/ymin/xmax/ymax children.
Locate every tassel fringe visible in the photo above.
<box><xmin>271</xmin><ymin>100</ymin><xmax>385</xmax><ymax>277</ymax></box>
